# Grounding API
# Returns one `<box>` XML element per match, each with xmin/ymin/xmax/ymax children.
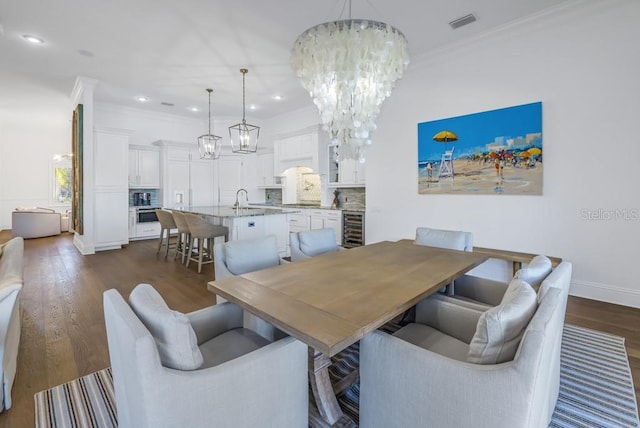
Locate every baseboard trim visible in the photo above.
<box><xmin>73</xmin><ymin>234</ymin><xmax>95</xmax><ymax>255</ymax></box>
<box><xmin>570</xmin><ymin>279</ymin><xmax>640</xmax><ymax>309</ymax></box>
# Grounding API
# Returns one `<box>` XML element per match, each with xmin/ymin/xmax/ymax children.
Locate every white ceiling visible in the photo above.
<box><xmin>0</xmin><ymin>0</ymin><xmax>571</xmax><ymax>120</ymax></box>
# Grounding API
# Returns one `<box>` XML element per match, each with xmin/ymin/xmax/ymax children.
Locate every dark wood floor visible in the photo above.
<box><xmin>0</xmin><ymin>231</ymin><xmax>638</xmax><ymax>426</ymax></box>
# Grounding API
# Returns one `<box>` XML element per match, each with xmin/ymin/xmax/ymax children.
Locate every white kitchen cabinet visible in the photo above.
<box><xmin>129</xmin><ymin>146</ymin><xmax>160</xmax><ymax>188</ymax></box>
<box><xmin>135</xmin><ymin>222</ymin><xmax>161</xmax><ymax>239</ymax></box>
<box><xmin>218</xmin><ymin>156</ymin><xmax>244</xmax><ymax>205</ymax></box>
<box><xmin>221</xmin><ymin>213</ymin><xmax>290</xmax><ymax>257</ymax></box>
<box><xmin>274</xmin><ymin>125</ymin><xmax>329</xmax><ymax>176</ymax></box>
<box><xmin>94</xmin><ymin>129</ymin><xmax>129</xmax><ymax>251</ymax></box>
<box><xmin>155</xmin><ymin>142</ymin><xmax>216</xmax><ymax>207</ymax></box>
<box><xmin>257</xmin><ymin>152</ymin><xmax>280</xmax><ymax>188</ymax></box>
<box><xmin>328</xmin><ymin>145</ymin><xmax>366</xmax><ymax>187</ymax></box>
<box><xmin>309</xmin><ymin>209</ymin><xmax>342</xmax><ymax>245</ymax></box>
<box><xmin>128</xmin><ymin>208</ymin><xmax>136</xmax><ymax>238</ymax></box>
<box><xmin>288</xmin><ymin>211</ymin><xmax>310</xmax><ymax>233</ymax></box>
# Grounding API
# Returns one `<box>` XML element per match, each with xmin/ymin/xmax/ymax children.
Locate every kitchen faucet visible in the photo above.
<box><xmin>234</xmin><ymin>188</ymin><xmax>248</xmax><ymax>210</ymax></box>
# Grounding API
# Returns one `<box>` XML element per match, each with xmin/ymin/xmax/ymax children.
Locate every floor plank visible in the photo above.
<box><xmin>0</xmin><ymin>231</ymin><xmax>638</xmax><ymax>425</ymax></box>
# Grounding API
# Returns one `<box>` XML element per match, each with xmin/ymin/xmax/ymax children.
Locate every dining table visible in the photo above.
<box><xmin>207</xmin><ymin>239</ymin><xmax>489</xmax><ymax>427</ymax></box>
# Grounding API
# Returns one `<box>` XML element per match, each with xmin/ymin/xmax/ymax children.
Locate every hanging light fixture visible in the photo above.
<box><xmin>198</xmin><ymin>88</ymin><xmax>222</xmax><ymax>159</ymax></box>
<box><xmin>291</xmin><ymin>0</ymin><xmax>409</xmax><ymax>162</ymax></box>
<box><xmin>229</xmin><ymin>68</ymin><xmax>260</xmax><ymax>154</ymax></box>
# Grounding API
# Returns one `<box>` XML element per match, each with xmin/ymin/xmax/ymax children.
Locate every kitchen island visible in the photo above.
<box><xmin>171</xmin><ymin>205</ymin><xmax>295</xmax><ymax>257</ymax></box>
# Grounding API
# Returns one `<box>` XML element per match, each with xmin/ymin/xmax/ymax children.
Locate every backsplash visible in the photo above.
<box><xmin>336</xmin><ymin>187</ymin><xmax>365</xmax><ymax>210</ymax></box>
<box><xmin>265</xmin><ymin>189</ymin><xmax>283</xmax><ymax>205</ymax></box>
<box><xmin>128</xmin><ymin>189</ymin><xmax>160</xmax><ymax>207</ymax></box>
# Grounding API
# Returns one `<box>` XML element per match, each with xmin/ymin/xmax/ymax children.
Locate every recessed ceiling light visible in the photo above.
<box><xmin>135</xmin><ymin>96</ymin><xmax>149</xmax><ymax>103</ymax></box>
<box><xmin>23</xmin><ymin>34</ymin><xmax>45</xmax><ymax>44</ymax></box>
<box><xmin>188</xmin><ymin>107</ymin><xmax>200</xmax><ymax>112</ymax></box>
<box><xmin>249</xmin><ymin>105</ymin><xmax>257</xmax><ymax>110</ymax></box>
<box><xmin>273</xmin><ymin>95</ymin><xmax>283</xmax><ymax>101</ymax></box>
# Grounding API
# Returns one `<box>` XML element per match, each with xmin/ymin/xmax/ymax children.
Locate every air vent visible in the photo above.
<box><xmin>160</xmin><ymin>102</ymin><xmax>174</xmax><ymax>107</ymax></box>
<box><xmin>449</xmin><ymin>13</ymin><xmax>477</xmax><ymax>30</ymax></box>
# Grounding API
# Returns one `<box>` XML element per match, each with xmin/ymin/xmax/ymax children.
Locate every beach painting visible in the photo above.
<box><xmin>418</xmin><ymin>102</ymin><xmax>543</xmax><ymax>195</ymax></box>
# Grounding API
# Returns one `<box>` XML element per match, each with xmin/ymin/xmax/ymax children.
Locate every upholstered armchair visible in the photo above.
<box><xmin>414</xmin><ymin>226</ymin><xmax>473</xmax><ymax>252</ymax></box>
<box><xmin>360</xmin><ymin>262</ymin><xmax>572</xmax><ymax>428</ymax></box>
<box><xmin>214</xmin><ymin>235</ymin><xmax>288</xmax><ymax>281</ymax></box>
<box><xmin>11</xmin><ymin>208</ymin><xmax>61</xmax><ymax>239</ymax></box>
<box><xmin>0</xmin><ymin>237</ymin><xmax>24</xmax><ymax>412</ymax></box>
<box><xmin>213</xmin><ymin>235</ymin><xmax>289</xmax><ymax>339</ymax></box>
<box><xmin>103</xmin><ymin>284</ymin><xmax>307</xmax><ymax>428</ymax></box>
<box><xmin>452</xmin><ymin>255</ymin><xmax>553</xmax><ymax>309</ymax></box>
<box><xmin>290</xmin><ymin>228</ymin><xmax>345</xmax><ymax>261</ymax></box>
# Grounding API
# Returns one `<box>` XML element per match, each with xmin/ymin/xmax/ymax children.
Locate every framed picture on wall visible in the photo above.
<box><xmin>417</xmin><ymin>102</ymin><xmax>543</xmax><ymax>195</ymax></box>
<box><xmin>72</xmin><ymin>104</ymin><xmax>83</xmax><ymax>234</ymax></box>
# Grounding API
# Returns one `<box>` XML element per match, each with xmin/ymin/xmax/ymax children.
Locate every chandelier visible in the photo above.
<box><xmin>291</xmin><ymin>5</ymin><xmax>409</xmax><ymax>162</ymax></box>
<box><xmin>229</xmin><ymin>68</ymin><xmax>260</xmax><ymax>154</ymax></box>
<box><xmin>197</xmin><ymin>88</ymin><xmax>222</xmax><ymax>159</ymax></box>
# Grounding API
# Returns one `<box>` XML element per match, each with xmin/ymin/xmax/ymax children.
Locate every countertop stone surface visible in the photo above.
<box><xmin>171</xmin><ymin>205</ymin><xmax>298</xmax><ymax>218</ymax></box>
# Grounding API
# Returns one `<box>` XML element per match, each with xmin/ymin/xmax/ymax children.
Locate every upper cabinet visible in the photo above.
<box><xmin>274</xmin><ymin>125</ymin><xmax>328</xmax><ymax>175</ymax></box>
<box><xmin>257</xmin><ymin>152</ymin><xmax>281</xmax><ymax>188</ymax></box>
<box><xmin>129</xmin><ymin>145</ymin><xmax>160</xmax><ymax>188</ymax></box>
<box><xmin>327</xmin><ymin>145</ymin><xmax>366</xmax><ymax>187</ymax></box>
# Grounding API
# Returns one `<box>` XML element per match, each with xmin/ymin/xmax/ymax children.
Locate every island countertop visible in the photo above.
<box><xmin>171</xmin><ymin>205</ymin><xmax>298</xmax><ymax>218</ymax></box>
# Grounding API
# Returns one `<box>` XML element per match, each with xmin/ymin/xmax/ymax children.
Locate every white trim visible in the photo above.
<box><xmin>569</xmin><ymin>279</ymin><xmax>640</xmax><ymax>309</ymax></box>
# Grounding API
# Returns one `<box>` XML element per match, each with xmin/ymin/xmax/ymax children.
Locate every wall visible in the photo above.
<box><xmin>365</xmin><ymin>0</ymin><xmax>640</xmax><ymax>307</ymax></box>
<box><xmin>0</xmin><ymin>76</ymin><xmax>72</xmax><ymax>229</ymax></box>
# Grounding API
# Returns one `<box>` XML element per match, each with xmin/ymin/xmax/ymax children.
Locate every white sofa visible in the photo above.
<box><xmin>11</xmin><ymin>208</ymin><xmax>61</xmax><ymax>239</ymax></box>
<box><xmin>360</xmin><ymin>261</ymin><xmax>572</xmax><ymax>428</ymax></box>
<box><xmin>0</xmin><ymin>237</ymin><xmax>24</xmax><ymax>412</ymax></box>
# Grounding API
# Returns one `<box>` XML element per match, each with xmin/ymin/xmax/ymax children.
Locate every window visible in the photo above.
<box><xmin>51</xmin><ymin>157</ymin><xmax>72</xmax><ymax>206</ymax></box>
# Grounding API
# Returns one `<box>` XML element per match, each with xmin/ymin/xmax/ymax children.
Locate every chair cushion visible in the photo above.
<box><xmin>129</xmin><ymin>283</ymin><xmax>203</xmax><ymax>370</ymax></box>
<box><xmin>415</xmin><ymin>227</ymin><xmax>472</xmax><ymax>251</ymax></box>
<box><xmin>298</xmin><ymin>229</ymin><xmax>338</xmax><ymax>257</ymax></box>
<box><xmin>514</xmin><ymin>255</ymin><xmax>553</xmax><ymax>289</ymax></box>
<box><xmin>467</xmin><ymin>279</ymin><xmax>537</xmax><ymax>364</ymax></box>
<box><xmin>224</xmin><ymin>235</ymin><xmax>280</xmax><ymax>275</ymax></box>
<box><xmin>199</xmin><ymin>327</ymin><xmax>270</xmax><ymax>369</ymax></box>
<box><xmin>394</xmin><ymin>323</ymin><xmax>470</xmax><ymax>362</ymax></box>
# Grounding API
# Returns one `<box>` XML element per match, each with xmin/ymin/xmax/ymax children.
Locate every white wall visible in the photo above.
<box><xmin>366</xmin><ymin>0</ymin><xmax>640</xmax><ymax>307</ymax></box>
<box><xmin>0</xmin><ymin>75</ymin><xmax>72</xmax><ymax>229</ymax></box>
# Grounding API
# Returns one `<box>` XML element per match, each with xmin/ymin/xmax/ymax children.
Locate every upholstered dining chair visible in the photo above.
<box><xmin>359</xmin><ymin>262</ymin><xmax>573</xmax><ymax>428</ymax></box>
<box><xmin>170</xmin><ymin>211</ymin><xmax>191</xmax><ymax>264</ymax></box>
<box><xmin>414</xmin><ymin>227</ymin><xmax>473</xmax><ymax>297</ymax></box>
<box><xmin>103</xmin><ymin>284</ymin><xmax>307</xmax><ymax>428</ymax></box>
<box><xmin>213</xmin><ymin>235</ymin><xmax>288</xmax><ymax>340</ymax></box>
<box><xmin>183</xmin><ymin>213</ymin><xmax>228</xmax><ymax>273</ymax></box>
<box><xmin>155</xmin><ymin>209</ymin><xmax>178</xmax><ymax>257</ymax></box>
<box><xmin>289</xmin><ymin>228</ymin><xmax>345</xmax><ymax>261</ymax></box>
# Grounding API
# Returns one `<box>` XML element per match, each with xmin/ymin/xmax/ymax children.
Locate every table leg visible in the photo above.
<box><xmin>309</xmin><ymin>348</ymin><xmax>344</xmax><ymax>426</ymax></box>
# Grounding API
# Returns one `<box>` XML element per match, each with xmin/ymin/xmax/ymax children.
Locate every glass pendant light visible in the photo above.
<box><xmin>198</xmin><ymin>88</ymin><xmax>222</xmax><ymax>159</ymax></box>
<box><xmin>229</xmin><ymin>68</ymin><xmax>260</xmax><ymax>154</ymax></box>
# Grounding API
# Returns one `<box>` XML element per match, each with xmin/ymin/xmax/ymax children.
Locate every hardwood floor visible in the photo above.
<box><xmin>0</xmin><ymin>231</ymin><xmax>638</xmax><ymax>426</ymax></box>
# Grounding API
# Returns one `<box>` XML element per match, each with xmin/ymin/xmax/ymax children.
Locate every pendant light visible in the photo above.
<box><xmin>198</xmin><ymin>88</ymin><xmax>222</xmax><ymax>159</ymax></box>
<box><xmin>291</xmin><ymin>0</ymin><xmax>409</xmax><ymax>162</ymax></box>
<box><xmin>229</xmin><ymin>68</ymin><xmax>259</xmax><ymax>154</ymax></box>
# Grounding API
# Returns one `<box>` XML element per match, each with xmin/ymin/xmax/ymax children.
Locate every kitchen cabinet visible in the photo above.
<box><xmin>285</xmin><ymin>208</ymin><xmax>342</xmax><ymax>245</ymax></box>
<box><xmin>135</xmin><ymin>222</ymin><xmax>161</xmax><ymax>239</ymax></box>
<box><xmin>310</xmin><ymin>209</ymin><xmax>342</xmax><ymax>245</ymax></box>
<box><xmin>257</xmin><ymin>152</ymin><xmax>281</xmax><ymax>188</ymax></box>
<box><xmin>129</xmin><ymin>145</ymin><xmax>160</xmax><ymax>188</ymax></box>
<box><xmin>274</xmin><ymin>125</ymin><xmax>329</xmax><ymax>176</ymax></box>
<box><xmin>128</xmin><ymin>208</ymin><xmax>136</xmax><ymax>238</ymax></box>
<box><xmin>155</xmin><ymin>142</ymin><xmax>216</xmax><ymax>207</ymax></box>
<box><xmin>94</xmin><ymin>129</ymin><xmax>129</xmax><ymax>251</ymax></box>
<box><xmin>328</xmin><ymin>145</ymin><xmax>366</xmax><ymax>187</ymax></box>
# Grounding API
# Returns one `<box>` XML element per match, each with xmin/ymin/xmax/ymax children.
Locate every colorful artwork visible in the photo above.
<box><xmin>418</xmin><ymin>102</ymin><xmax>542</xmax><ymax>195</ymax></box>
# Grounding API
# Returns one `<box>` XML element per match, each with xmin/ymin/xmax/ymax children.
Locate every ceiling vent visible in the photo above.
<box><xmin>449</xmin><ymin>13</ymin><xmax>477</xmax><ymax>30</ymax></box>
<box><xmin>160</xmin><ymin>102</ymin><xmax>174</xmax><ymax>107</ymax></box>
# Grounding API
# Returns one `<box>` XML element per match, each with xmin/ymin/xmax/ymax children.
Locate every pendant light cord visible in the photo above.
<box><xmin>240</xmin><ymin>69</ymin><xmax>248</xmax><ymax>124</ymax></box>
<box><xmin>206</xmin><ymin>88</ymin><xmax>213</xmax><ymax>134</ymax></box>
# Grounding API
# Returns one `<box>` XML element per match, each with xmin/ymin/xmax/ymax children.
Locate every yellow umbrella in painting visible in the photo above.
<box><xmin>433</xmin><ymin>130</ymin><xmax>458</xmax><ymax>143</ymax></box>
<box><xmin>528</xmin><ymin>148</ymin><xmax>541</xmax><ymax>155</ymax></box>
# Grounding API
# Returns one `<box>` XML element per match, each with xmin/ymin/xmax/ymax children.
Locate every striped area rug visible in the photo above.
<box><xmin>34</xmin><ymin>325</ymin><xmax>639</xmax><ymax>428</ymax></box>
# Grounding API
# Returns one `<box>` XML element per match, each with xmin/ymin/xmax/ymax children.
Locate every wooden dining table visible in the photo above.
<box><xmin>207</xmin><ymin>240</ymin><xmax>488</xmax><ymax>427</ymax></box>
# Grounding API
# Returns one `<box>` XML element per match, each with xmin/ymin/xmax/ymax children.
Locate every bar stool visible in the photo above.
<box><xmin>171</xmin><ymin>211</ymin><xmax>191</xmax><ymax>264</ymax></box>
<box><xmin>183</xmin><ymin>213</ymin><xmax>229</xmax><ymax>273</ymax></box>
<box><xmin>155</xmin><ymin>209</ymin><xmax>178</xmax><ymax>257</ymax></box>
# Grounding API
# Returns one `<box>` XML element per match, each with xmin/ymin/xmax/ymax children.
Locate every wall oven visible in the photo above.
<box><xmin>137</xmin><ymin>207</ymin><xmax>159</xmax><ymax>223</ymax></box>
